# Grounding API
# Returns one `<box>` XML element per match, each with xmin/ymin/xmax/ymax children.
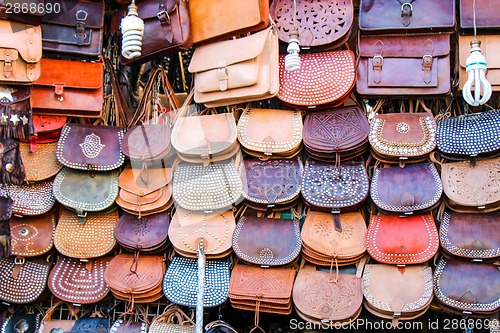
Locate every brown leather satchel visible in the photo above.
<box><xmin>371</xmin><ymin>163</ymin><xmax>443</xmax><ymax>214</ymax></box>
<box><xmin>0</xmin><ymin>85</ymin><xmax>32</xmax><ymax>140</ymax></box>
<box><xmin>0</xmin><ymin>21</ymin><xmax>41</xmax><ymax>84</ymax></box>
<box><xmin>362</xmin><ymin>264</ymin><xmax>434</xmax><ymax>325</ymax></box>
<box><xmin>303</xmin><ymin>106</ymin><xmax>370</xmax><ymax>162</ymax></box>
<box><xmin>20</xmin><ymin>142</ymin><xmax>62</xmax><ymax>182</ymax></box>
<box><xmin>440</xmin><ymin>211</ymin><xmax>500</xmax><ymax>262</ymax></box>
<box><xmin>189</xmin><ymin>0</ymin><xmax>269</xmax><ymax>44</ymax></box>
<box><xmin>240</xmin><ymin>157</ymin><xmax>303</xmax><ymax>213</ymax></box>
<box><xmin>357</xmin><ymin>34</ymin><xmax>451</xmax><ymax>97</ymax></box>
<box><xmin>434</xmin><ymin>257</ymin><xmax>500</xmax><ymax>317</ymax></box>
<box><xmin>48</xmin><ymin>255</ymin><xmax>111</xmax><ymax>305</ymax></box>
<box><xmin>41</xmin><ymin>0</ymin><xmax>104</xmax><ymax>59</ymax></box>
<box><xmin>1</xmin><ymin>181</ymin><xmax>55</xmax><ymax>216</ymax></box>
<box><xmin>441</xmin><ymin>157</ymin><xmax>500</xmax><ymax>213</ymax></box>
<box><xmin>10</xmin><ymin>209</ymin><xmax>55</xmax><ymax>258</ymax></box>
<box><xmin>0</xmin><ymin>138</ymin><xmax>25</xmax><ymax>185</ymax></box>
<box><xmin>0</xmin><ymin>0</ymin><xmax>44</xmax><ymax>25</ymax></box>
<box><xmin>232</xmin><ymin>216</ymin><xmax>301</xmax><ymax>267</ymax></box>
<box><xmin>31</xmin><ymin>58</ymin><xmax>104</xmax><ymax>118</ymax></box>
<box><xmin>54</xmin><ymin>207</ymin><xmax>118</xmax><ymax>260</ymax></box>
<box><xmin>359</xmin><ymin>0</ymin><xmax>456</xmax><ymax>34</ymax></box>
<box><xmin>188</xmin><ymin>26</ymin><xmax>279</xmax><ymax>107</ymax></box>
<box><xmin>38</xmin><ymin>301</ymin><xmax>78</xmax><ymax>333</ymax></box>
<box><xmin>278</xmin><ymin>50</ymin><xmax>356</xmax><ymax>109</ymax></box>
<box><xmin>237</xmin><ymin>108</ymin><xmax>303</xmax><ymax>160</ymax></box>
<box><xmin>367</xmin><ymin>214</ymin><xmax>439</xmax><ymax>265</ymax></box>
<box><xmin>293</xmin><ymin>261</ymin><xmax>363</xmax><ymax>326</ymax></box>
<box><xmin>460</xmin><ymin>0</ymin><xmax>500</xmax><ymax>30</ymax></box>
<box><xmin>271</xmin><ymin>0</ymin><xmax>353</xmax><ymax>49</ymax></box>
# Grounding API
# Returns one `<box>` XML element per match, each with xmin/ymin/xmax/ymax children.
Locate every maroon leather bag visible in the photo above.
<box><xmin>0</xmin><ymin>195</ymin><xmax>12</xmax><ymax>257</ymax></box>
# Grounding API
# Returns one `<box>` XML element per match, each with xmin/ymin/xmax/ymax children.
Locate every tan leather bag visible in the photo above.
<box><xmin>20</xmin><ymin>142</ymin><xmax>63</xmax><ymax>182</ymax></box>
<box><xmin>10</xmin><ymin>210</ymin><xmax>55</xmax><ymax>258</ymax></box>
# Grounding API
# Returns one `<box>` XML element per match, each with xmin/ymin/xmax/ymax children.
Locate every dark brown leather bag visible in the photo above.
<box><xmin>357</xmin><ymin>34</ymin><xmax>451</xmax><ymax>97</ymax></box>
<box><xmin>41</xmin><ymin>0</ymin><xmax>104</xmax><ymax>59</ymax></box>
<box><xmin>0</xmin><ymin>194</ymin><xmax>12</xmax><ymax>257</ymax></box>
<box><xmin>0</xmin><ymin>138</ymin><xmax>25</xmax><ymax>185</ymax></box>
<box><xmin>0</xmin><ymin>0</ymin><xmax>44</xmax><ymax>25</ymax></box>
<box><xmin>0</xmin><ymin>85</ymin><xmax>32</xmax><ymax>140</ymax></box>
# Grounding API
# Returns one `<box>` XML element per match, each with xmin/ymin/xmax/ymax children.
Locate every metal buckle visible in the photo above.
<box><xmin>76</xmin><ymin>10</ymin><xmax>88</xmax><ymax>21</ymax></box>
<box><xmin>14</xmin><ymin>257</ymin><xmax>25</xmax><ymax>265</ymax></box>
<box><xmin>401</xmin><ymin>2</ymin><xmax>412</xmax><ymax>16</ymax></box>
<box><xmin>372</xmin><ymin>55</ymin><xmax>384</xmax><ymax>68</ymax></box>
<box><xmin>422</xmin><ymin>55</ymin><xmax>433</xmax><ymax>67</ymax></box>
<box><xmin>156</xmin><ymin>10</ymin><xmax>170</xmax><ymax>24</ymax></box>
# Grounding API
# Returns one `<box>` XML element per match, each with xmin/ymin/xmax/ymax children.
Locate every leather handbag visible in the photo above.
<box><xmin>163</xmin><ymin>255</ymin><xmax>231</xmax><ymax>307</ymax></box>
<box><xmin>366</xmin><ymin>214</ymin><xmax>439</xmax><ymax>265</ymax></box>
<box><xmin>115</xmin><ymin>211</ymin><xmax>170</xmax><ymax>254</ymax></box>
<box><xmin>441</xmin><ymin>157</ymin><xmax>500</xmax><ymax>213</ymax></box>
<box><xmin>0</xmin><ymin>138</ymin><xmax>25</xmax><ymax>185</ymax></box>
<box><xmin>357</xmin><ymin>34</ymin><xmax>451</xmax><ymax>97</ymax></box>
<box><xmin>359</xmin><ymin>0</ymin><xmax>456</xmax><ymax>34</ymax></box>
<box><xmin>56</xmin><ymin>123</ymin><xmax>125</xmax><ymax>171</ymax></box>
<box><xmin>371</xmin><ymin>163</ymin><xmax>443</xmax><ymax>214</ymax></box>
<box><xmin>20</xmin><ymin>142</ymin><xmax>62</xmax><ymax>182</ymax></box>
<box><xmin>440</xmin><ymin>211</ymin><xmax>500</xmax><ymax>262</ymax></box>
<box><xmin>0</xmin><ymin>85</ymin><xmax>32</xmax><ymax>139</ymax></box>
<box><xmin>189</xmin><ymin>0</ymin><xmax>269</xmax><ymax>44</ymax></box>
<box><xmin>171</xmin><ymin>112</ymin><xmax>238</xmax><ymax>164</ymax></box>
<box><xmin>0</xmin><ymin>257</ymin><xmax>50</xmax><ymax>304</ymax></box>
<box><xmin>292</xmin><ymin>262</ymin><xmax>363</xmax><ymax>326</ymax></box>
<box><xmin>362</xmin><ymin>264</ymin><xmax>434</xmax><ymax>325</ymax></box>
<box><xmin>434</xmin><ymin>257</ymin><xmax>500</xmax><ymax>317</ymax></box>
<box><xmin>436</xmin><ymin>110</ymin><xmax>500</xmax><ymax>162</ymax></box>
<box><xmin>0</xmin><ymin>181</ymin><xmax>55</xmax><ymax>216</ymax></box>
<box><xmin>41</xmin><ymin>0</ymin><xmax>104</xmax><ymax>59</ymax></box>
<box><xmin>112</xmin><ymin>0</ymin><xmax>192</xmax><ymax>66</ymax></box>
<box><xmin>70</xmin><ymin>316</ymin><xmax>109</xmax><ymax>333</ymax></box>
<box><xmin>22</xmin><ymin>115</ymin><xmax>66</xmax><ymax>153</ymax></box>
<box><xmin>458</xmin><ymin>35</ymin><xmax>500</xmax><ymax>92</ymax></box>
<box><xmin>301</xmin><ymin>159</ymin><xmax>370</xmax><ymax>213</ymax></box>
<box><xmin>53</xmin><ymin>167</ymin><xmax>119</xmax><ymax>218</ymax></box>
<box><xmin>169</xmin><ymin>208</ymin><xmax>235</xmax><ymax>258</ymax></box>
<box><xmin>2</xmin><ymin>314</ymin><xmax>41</xmax><ymax>333</ymax></box>
<box><xmin>148</xmin><ymin>305</ymin><xmax>195</xmax><ymax>333</ymax></box>
<box><xmin>104</xmin><ymin>253</ymin><xmax>166</xmax><ymax>303</ymax></box>
<box><xmin>54</xmin><ymin>207</ymin><xmax>118</xmax><ymax>260</ymax></box>
<box><xmin>0</xmin><ymin>21</ymin><xmax>41</xmax><ymax>84</ymax></box>
<box><xmin>277</xmin><ymin>50</ymin><xmax>356</xmax><ymax>109</ymax></box>
<box><xmin>460</xmin><ymin>0</ymin><xmax>500</xmax><ymax>30</ymax></box>
<box><xmin>303</xmin><ymin>106</ymin><xmax>370</xmax><ymax>162</ymax></box>
<box><xmin>0</xmin><ymin>194</ymin><xmax>12</xmax><ymax>257</ymax></box>
<box><xmin>0</xmin><ymin>0</ymin><xmax>44</xmax><ymax>25</ymax></box>
<box><xmin>31</xmin><ymin>58</ymin><xmax>104</xmax><ymax>118</ymax></box>
<box><xmin>240</xmin><ymin>157</ymin><xmax>303</xmax><ymax>213</ymax></box>
<box><xmin>10</xmin><ymin>210</ymin><xmax>55</xmax><ymax>258</ymax></box>
<box><xmin>232</xmin><ymin>216</ymin><xmax>301</xmax><ymax>267</ymax></box>
<box><xmin>48</xmin><ymin>255</ymin><xmax>111</xmax><ymax>305</ymax></box>
<box><xmin>188</xmin><ymin>26</ymin><xmax>279</xmax><ymax>107</ymax></box>
<box><xmin>301</xmin><ymin>210</ymin><xmax>367</xmax><ymax>266</ymax></box>
<box><xmin>237</xmin><ymin>108</ymin><xmax>303</xmax><ymax>160</ymax></box>
<box><xmin>271</xmin><ymin>0</ymin><xmax>353</xmax><ymax>49</ymax></box>
<box><xmin>37</xmin><ymin>301</ymin><xmax>78</xmax><ymax>333</ymax></box>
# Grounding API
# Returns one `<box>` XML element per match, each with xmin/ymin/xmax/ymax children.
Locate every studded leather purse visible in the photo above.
<box><xmin>301</xmin><ymin>159</ymin><xmax>370</xmax><ymax>213</ymax></box>
<box><xmin>0</xmin><ymin>85</ymin><xmax>32</xmax><ymax>140</ymax></box>
<box><xmin>440</xmin><ymin>211</ymin><xmax>500</xmax><ymax>262</ymax></box>
<box><xmin>232</xmin><ymin>216</ymin><xmax>301</xmax><ymax>267</ymax></box>
<box><xmin>169</xmin><ymin>208</ymin><xmax>235</xmax><ymax>259</ymax></box>
<box><xmin>115</xmin><ymin>211</ymin><xmax>170</xmax><ymax>254</ymax></box>
<box><xmin>237</xmin><ymin>108</ymin><xmax>303</xmax><ymax>160</ymax></box>
<box><xmin>54</xmin><ymin>207</ymin><xmax>118</xmax><ymax>260</ymax></box>
<box><xmin>0</xmin><ymin>138</ymin><xmax>24</xmax><ymax>185</ymax></box>
<box><xmin>434</xmin><ymin>257</ymin><xmax>500</xmax><ymax>317</ymax></box>
<box><xmin>104</xmin><ymin>254</ymin><xmax>166</xmax><ymax>303</ymax></box>
<box><xmin>362</xmin><ymin>264</ymin><xmax>434</xmax><ymax>326</ymax></box>
<box><xmin>163</xmin><ymin>255</ymin><xmax>231</xmax><ymax>308</ymax></box>
<box><xmin>240</xmin><ymin>157</ymin><xmax>303</xmax><ymax>213</ymax></box>
<box><xmin>109</xmin><ymin>314</ymin><xmax>148</xmax><ymax>333</ymax></box>
<box><xmin>53</xmin><ymin>167</ymin><xmax>119</xmax><ymax>218</ymax></box>
<box><xmin>0</xmin><ymin>257</ymin><xmax>50</xmax><ymax>304</ymax></box>
<box><xmin>37</xmin><ymin>301</ymin><xmax>78</xmax><ymax>333</ymax></box>
<box><xmin>0</xmin><ymin>194</ymin><xmax>12</xmax><ymax>257</ymax></box>
<box><xmin>371</xmin><ymin>163</ymin><xmax>443</xmax><ymax>215</ymax></box>
<box><xmin>293</xmin><ymin>262</ymin><xmax>363</xmax><ymax>326</ymax></box>
<box><xmin>440</xmin><ymin>157</ymin><xmax>500</xmax><ymax>213</ymax></box>
<box><xmin>48</xmin><ymin>256</ymin><xmax>111</xmax><ymax>305</ymax></box>
<box><xmin>366</xmin><ymin>214</ymin><xmax>439</xmax><ymax>266</ymax></box>
<box><xmin>436</xmin><ymin>109</ymin><xmax>500</xmax><ymax>162</ymax></box>
<box><xmin>0</xmin><ymin>181</ymin><xmax>56</xmax><ymax>216</ymax></box>
<box><xmin>20</xmin><ymin>142</ymin><xmax>62</xmax><ymax>182</ymax></box>
<box><xmin>148</xmin><ymin>305</ymin><xmax>195</xmax><ymax>333</ymax></box>
<box><xmin>278</xmin><ymin>50</ymin><xmax>356</xmax><ymax>109</ymax></box>
<box><xmin>10</xmin><ymin>209</ymin><xmax>55</xmax><ymax>259</ymax></box>
<box><xmin>56</xmin><ymin>123</ymin><xmax>125</xmax><ymax>171</ymax></box>
<box><xmin>2</xmin><ymin>314</ymin><xmax>41</xmax><ymax>333</ymax></box>
<box><xmin>301</xmin><ymin>210</ymin><xmax>367</xmax><ymax>266</ymax></box>
<box><xmin>271</xmin><ymin>0</ymin><xmax>353</xmax><ymax>50</ymax></box>
<box><xmin>303</xmin><ymin>105</ymin><xmax>370</xmax><ymax>162</ymax></box>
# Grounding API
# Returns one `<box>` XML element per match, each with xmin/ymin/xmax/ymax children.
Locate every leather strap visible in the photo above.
<box><xmin>105</xmin><ymin>58</ymin><xmax>133</xmax><ymax>128</ymax></box>
<box><xmin>421</xmin><ymin>39</ymin><xmax>434</xmax><ymax>84</ymax></box>
<box><xmin>372</xmin><ymin>40</ymin><xmax>384</xmax><ymax>84</ymax></box>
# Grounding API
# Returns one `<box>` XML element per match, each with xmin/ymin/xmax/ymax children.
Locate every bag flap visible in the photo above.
<box><xmin>0</xmin><ymin>137</ymin><xmax>19</xmax><ymax>154</ymax></box>
<box><xmin>122</xmin><ymin>124</ymin><xmax>171</xmax><ymax>159</ymax></box>
<box><xmin>132</xmin><ymin>0</ymin><xmax>179</xmax><ymax>20</ymax></box>
<box><xmin>115</xmin><ymin>211</ymin><xmax>169</xmax><ymax>250</ymax></box>
<box><xmin>42</xmin><ymin>0</ymin><xmax>104</xmax><ymax>29</ymax></box>
<box><xmin>36</xmin><ymin>58</ymin><xmax>103</xmax><ymax>89</ymax></box>
<box><xmin>32</xmin><ymin>115</ymin><xmax>67</xmax><ymax>134</ymax></box>
<box><xmin>10</xmin><ymin>210</ymin><xmax>56</xmax><ymax>257</ymax></box>
<box><xmin>0</xmin><ymin>21</ymin><xmax>42</xmax><ymax>62</ymax></box>
<box><xmin>0</xmin><ymin>85</ymin><xmax>30</xmax><ymax>104</ymax></box>
<box><xmin>118</xmin><ymin>167</ymin><xmax>172</xmax><ymax>194</ymax></box>
<box><xmin>2</xmin><ymin>181</ymin><xmax>56</xmax><ymax>216</ymax></box>
<box><xmin>459</xmin><ymin>35</ymin><xmax>500</xmax><ymax>69</ymax></box>
<box><xmin>188</xmin><ymin>27</ymin><xmax>271</xmax><ymax>73</ymax></box>
<box><xmin>20</xmin><ymin>142</ymin><xmax>63</xmax><ymax>182</ymax></box>
<box><xmin>0</xmin><ymin>257</ymin><xmax>50</xmax><ymax>303</ymax></box>
<box><xmin>359</xmin><ymin>34</ymin><xmax>450</xmax><ymax>58</ymax></box>
<box><xmin>72</xmin><ymin>317</ymin><xmax>110</xmax><ymax>333</ymax></box>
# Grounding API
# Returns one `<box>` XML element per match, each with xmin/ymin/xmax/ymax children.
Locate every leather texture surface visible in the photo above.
<box><xmin>0</xmin><ymin>181</ymin><xmax>55</xmax><ymax>216</ymax></box>
<box><xmin>122</xmin><ymin>124</ymin><xmax>171</xmax><ymax>163</ymax></box>
<box><xmin>0</xmin><ymin>138</ymin><xmax>25</xmax><ymax>185</ymax></box>
<box><xmin>20</xmin><ymin>142</ymin><xmax>63</xmax><ymax>181</ymax></box>
<box><xmin>460</xmin><ymin>0</ymin><xmax>500</xmax><ymax>29</ymax></box>
<box><xmin>10</xmin><ymin>210</ymin><xmax>55</xmax><ymax>257</ymax></box>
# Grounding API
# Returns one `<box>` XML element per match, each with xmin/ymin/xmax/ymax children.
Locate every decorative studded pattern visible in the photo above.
<box><xmin>109</xmin><ymin>319</ymin><xmax>148</xmax><ymax>333</ymax></box>
<box><xmin>163</xmin><ymin>255</ymin><xmax>230</xmax><ymax>308</ymax></box>
<box><xmin>436</xmin><ymin>109</ymin><xmax>500</xmax><ymax>159</ymax></box>
<box><xmin>79</xmin><ymin>133</ymin><xmax>106</xmax><ymax>158</ymax></box>
<box><xmin>47</xmin><ymin>256</ymin><xmax>111</xmax><ymax>304</ymax></box>
<box><xmin>0</xmin><ymin>257</ymin><xmax>50</xmax><ymax>304</ymax></box>
<box><xmin>10</xmin><ymin>211</ymin><xmax>55</xmax><ymax>257</ymax></box>
<box><xmin>0</xmin><ymin>181</ymin><xmax>55</xmax><ymax>216</ymax></box>
<box><xmin>173</xmin><ymin>161</ymin><xmax>243</xmax><ymax>212</ymax></box>
<box><xmin>278</xmin><ymin>51</ymin><xmax>356</xmax><ymax>108</ymax></box>
<box><xmin>301</xmin><ymin>160</ymin><xmax>369</xmax><ymax>210</ymax></box>
<box><xmin>19</xmin><ymin>142</ymin><xmax>63</xmax><ymax>182</ymax></box>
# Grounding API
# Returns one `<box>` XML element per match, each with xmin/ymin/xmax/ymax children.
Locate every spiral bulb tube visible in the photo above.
<box><xmin>285</xmin><ymin>30</ymin><xmax>301</xmax><ymax>71</ymax></box>
<box><xmin>120</xmin><ymin>0</ymin><xmax>144</xmax><ymax>60</ymax></box>
<box><xmin>463</xmin><ymin>38</ymin><xmax>492</xmax><ymax>106</ymax></box>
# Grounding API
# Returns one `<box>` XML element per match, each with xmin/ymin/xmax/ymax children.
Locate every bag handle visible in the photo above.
<box><xmin>42</xmin><ymin>301</ymin><xmax>79</xmax><ymax>322</ymax></box>
<box><xmin>152</xmin><ymin>304</ymin><xmax>195</xmax><ymax>326</ymax></box>
<box><xmin>103</xmin><ymin>57</ymin><xmax>133</xmax><ymax>128</ymax></box>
